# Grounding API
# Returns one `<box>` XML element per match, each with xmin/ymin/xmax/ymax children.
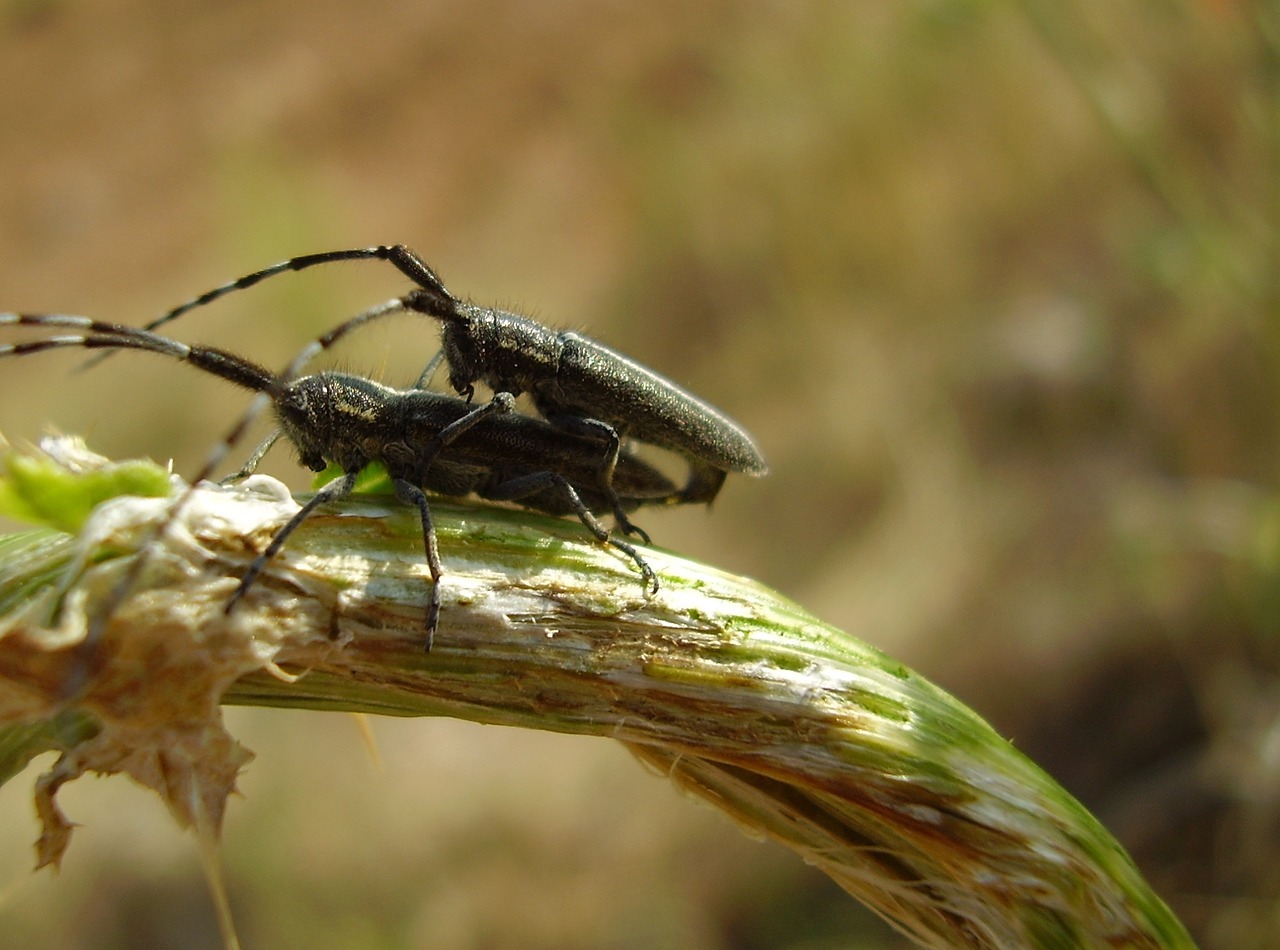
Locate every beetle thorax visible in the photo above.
<box><xmin>445</xmin><ymin>305</ymin><xmax>562</xmax><ymax>398</ymax></box>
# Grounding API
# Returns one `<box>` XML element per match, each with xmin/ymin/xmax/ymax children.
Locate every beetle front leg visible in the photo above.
<box><xmin>392</xmin><ymin>478</ymin><xmax>443</xmax><ymax>651</ymax></box>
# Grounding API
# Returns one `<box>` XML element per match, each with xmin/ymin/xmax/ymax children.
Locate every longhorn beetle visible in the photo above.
<box><xmin>103</xmin><ymin>245</ymin><xmax>768</xmax><ymax>514</ymax></box>
<box><xmin>1</xmin><ymin>311</ymin><xmax>673</xmax><ymax>654</ymax></box>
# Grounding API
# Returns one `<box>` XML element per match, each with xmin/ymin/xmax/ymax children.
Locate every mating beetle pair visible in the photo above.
<box><xmin>135</xmin><ymin>245</ymin><xmax>768</xmax><ymax>513</ymax></box>
<box><xmin>4</xmin><ymin>246</ymin><xmax>766</xmax><ymax>646</ymax></box>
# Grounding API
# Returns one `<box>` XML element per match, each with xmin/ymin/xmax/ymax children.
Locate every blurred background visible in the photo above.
<box><xmin>0</xmin><ymin>1</ymin><xmax>1276</xmax><ymax>947</ymax></box>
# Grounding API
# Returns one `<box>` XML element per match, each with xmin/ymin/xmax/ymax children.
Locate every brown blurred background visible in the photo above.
<box><xmin>0</xmin><ymin>1</ymin><xmax>1276</xmax><ymax>947</ymax></box>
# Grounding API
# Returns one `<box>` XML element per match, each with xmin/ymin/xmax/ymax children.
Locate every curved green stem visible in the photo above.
<box><xmin>0</xmin><ymin>437</ymin><xmax>1194</xmax><ymax>949</ymax></box>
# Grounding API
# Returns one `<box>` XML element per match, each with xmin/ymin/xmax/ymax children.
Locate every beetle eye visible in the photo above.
<box><xmin>278</xmin><ymin>390</ymin><xmax>309</xmax><ymax>428</ymax></box>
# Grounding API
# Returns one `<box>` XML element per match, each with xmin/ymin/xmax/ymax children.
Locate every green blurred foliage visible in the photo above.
<box><xmin>0</xmin><ymin>451</ymin><xmax>169</xmax><ymax>534</ymax></box>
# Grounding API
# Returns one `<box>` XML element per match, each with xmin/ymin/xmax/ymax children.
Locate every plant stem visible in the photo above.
<box><xmin>0</xmin><ymin>438</ymin><xmax>1194</xmax><ymax>949</ymax></box>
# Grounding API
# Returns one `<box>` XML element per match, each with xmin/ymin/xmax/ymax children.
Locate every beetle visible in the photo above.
<box><xmin>1</xmin><ymin>312</ymin><xmax>674</xmax><ymax>650</ymax></box>
<box><xmin>105</xmin><ymin>245</ymin><xmax>768</xmax><ymax>518</ymax></box>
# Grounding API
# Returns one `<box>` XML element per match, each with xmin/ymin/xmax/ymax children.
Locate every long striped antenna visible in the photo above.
<box><xmin>79</xmin><ymin>245</ymin><xmax>462</xmax><ymax>373</ymax></box>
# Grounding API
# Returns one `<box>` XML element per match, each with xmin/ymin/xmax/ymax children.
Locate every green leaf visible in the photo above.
<box><xmin>0</xmin><ymin>450</ymin><xmax>171</xmax><ymax>534</ymax></box>
<box><xmin>312</xmin><ymin>460</ymin><xmax>392</xmax><ymax>494</ymax></box>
